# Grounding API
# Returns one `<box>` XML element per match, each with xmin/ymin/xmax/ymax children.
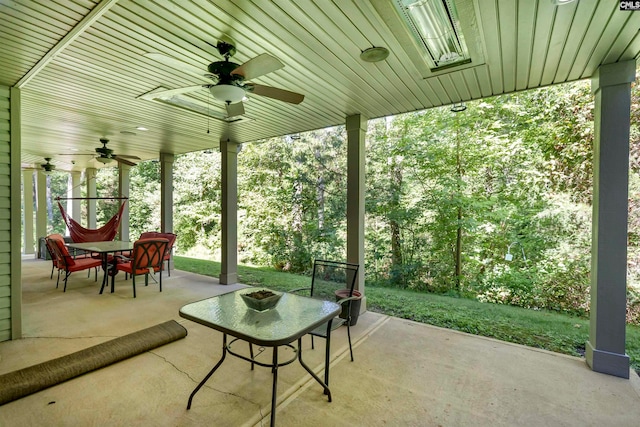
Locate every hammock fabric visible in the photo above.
<box><xmin>58</xmin><ymin>201</ymin><xmax>126</xmax><ymax>243</ymax></box>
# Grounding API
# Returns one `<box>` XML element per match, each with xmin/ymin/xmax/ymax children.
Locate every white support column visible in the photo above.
<box><xmin>70</xmin><ymin>171</ymin><xmax>82</xmax><ymax>221</ymax></box>
<box><xmin>160</xmin><ymin>153</ymin><xmax>175</xmax><ymax>271</ymax></box>
<box><xmin>219</xmin><ymin>139</ymin><xmax>238</xmax><ymax>285</ymax></box>
<box><xmin>86</xmin><ymin>168</ymin><xmax>97</xmax><ymax>229</ymax></box>
<box><xmin>346</xmin><ymin>114</ymin><xmax>367</xmax><ymax>310</ymax></box>
<box><xmin>35</xmin><ymin>170</ymin><xmax>47</xmax><ymax>252</ymax></box>
<box><xmin>586</xmin><ymin>60</ymin><xmax>636</xmax><ymax>378</ymax></box>
<box><xmin>160</xmin><ymin>153</ymin><xmax>174</xmax><ymax>233</ymax></box>
<box><xmin>22</xmin><ymin>170</ymin><xmax>35</xmax><ymax>255</ymax></box>
<box><xmin>118</xmin><ymin>163</ymin><xmax>131</xmax><ymax>241</ymax></box>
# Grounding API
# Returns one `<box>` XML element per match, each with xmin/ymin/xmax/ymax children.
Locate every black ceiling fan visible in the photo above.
<box><xmin>60</xmin><ymin>138</ymin><xmax>141</xmax><ymax>166</ymax></box>
<box><xmin>41</xmin><ymin>157</ymin><xmax>56</xmax><ymax>173</ymax></box>
<box><xmin>142</xmin><ymin>37</ymin><xmax>305</xmax><ymax>117</ymax></box>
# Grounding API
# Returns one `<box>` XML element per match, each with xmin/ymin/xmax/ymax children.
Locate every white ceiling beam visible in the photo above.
<box><xmin>15</xmin><ymin>0</ymin><xmax>119</xmax><ymax>89</ymax></box>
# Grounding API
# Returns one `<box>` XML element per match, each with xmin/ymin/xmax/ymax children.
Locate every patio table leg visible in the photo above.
<box><xmin>271</xmin><ymin>346</ymin><xmax>278</xmax><ymax>426</ymax></box>
<box><xmin>297</xmin><ymin>336</ymin><xmax>332</xmax><ymax>402</ymax></box>
<box><xmin>99</xmin><ymin>253</ymin><xmax>109</xmax><ymax>294</ymax></box>
<box><xmin>187</xmin><ymin>334</ymin><xmax>228</xmax><ymax>410</ymax></box>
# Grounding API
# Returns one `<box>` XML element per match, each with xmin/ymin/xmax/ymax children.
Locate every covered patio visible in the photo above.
<box><xmin>1</xmin><ymin>257</ymin><xmax>639</xmax><ymax>425</ymax></box>
<box><xmin>1</xmin><ymin>1</ymin><xmax>640</xmax><ymax>414</ymax></box>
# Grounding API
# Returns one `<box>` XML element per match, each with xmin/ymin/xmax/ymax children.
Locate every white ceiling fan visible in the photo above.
<box><xmin>141</xmin><ymin>37</ymin><xmax>305</xmax><ymax>117</ymax></box>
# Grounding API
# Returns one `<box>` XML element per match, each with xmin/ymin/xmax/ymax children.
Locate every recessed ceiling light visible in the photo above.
<box><xmin>135</xmin><ymin>126</ymin><xmax>148</xmax><ymax>131</ymax></box>
<box><xmin>360</xmin><ymin>47</ymin><xmax>390</xmax><ymax>62</ymax></box>
<box><xmin>551</xmin><ymin>0</ymin><xmax>577</xmax><ymax>5</ymax></box>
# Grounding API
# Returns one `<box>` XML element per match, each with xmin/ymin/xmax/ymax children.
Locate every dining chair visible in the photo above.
<box><xmin>291</xmin><ymin>259</ymin><xmax>359</xmax><ymax>388</ymax></box>
<box><xmin>113</xmin><ymin>238</ymin><xmax>169</xmax><ymax>298</ymax></box>
<box><xmin>140</xmin><ymin>232</ymin><xmax>177</xmax><ymax>276</ymax></box>
<box><xmin>44</xmin><ymin>234</ymin><xmax>64</xmax><ymax>281</ymax></box>
<box><xmin>46</xmin><ymin>236</ymin><xmax>102</xmax><ymax>292</ymax></box>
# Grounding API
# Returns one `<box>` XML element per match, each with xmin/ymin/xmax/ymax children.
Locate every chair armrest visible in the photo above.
<box><xmin>290</xmin><ymin>287</ymin><xmax>311</xmax><ymax>295</ymax></box>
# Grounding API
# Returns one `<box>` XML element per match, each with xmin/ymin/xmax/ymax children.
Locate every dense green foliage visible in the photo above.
<box><xmin>38</xmin><ymin>78</ymin><xmax>640</xmax><ymax>323</ymax></box>
<box><xmin>173</xmin><ymin>255</ymin><xmax>640</xmax><ymax>373</ymax></box>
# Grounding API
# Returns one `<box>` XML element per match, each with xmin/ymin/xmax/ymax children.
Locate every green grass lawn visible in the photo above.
<box><xmin>175</xmin><ymin>255</ymin><xmax>640</xmax><ymax>373</ymax></box>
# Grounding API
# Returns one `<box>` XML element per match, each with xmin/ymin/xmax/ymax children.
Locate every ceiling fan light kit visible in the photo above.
<box><xmin>210</xmin><ymin>84</ymin><xmax>245</xmax><ymax>104</ymax></box>
<box><xmin>95</xmin><ymin>156</ymin><xmax>113</xmax><ymax>164</ymax></box>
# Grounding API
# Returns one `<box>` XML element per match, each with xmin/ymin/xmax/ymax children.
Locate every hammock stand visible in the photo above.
<box><xmin>56</xmin><ymin>197</ymin><xmax>127</xmax><ymax>243</ymax></box>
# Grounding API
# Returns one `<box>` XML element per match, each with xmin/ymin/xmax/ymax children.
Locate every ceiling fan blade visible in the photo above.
<box><xmin>115</xmin><ymin>154</ymin><xmax>141</xmax><ymax>160</ymax></box>
<box><xmin>226</xmin><ymin>102</ymin><xmax>245</xmax><ymax>117</ymax></box>
<box><xmin>144</xmin><ymin>52</ymin><xmax>206</xmax><ymax>79</ymax></box>
<box><xmin>246</xmin><ymin>83</ymin><xmax>304</xmax><ymax>104</ymax></box>
<box><xmin>231</xmin><ymin>53</ymin><xmax>283</xmax><ymax>80</ymax></box>
<box><xmin>138</xmin><ymin>85</ymin><xmax>205</xmax><ymax>100</ymax></box>
<box><xmin>114</xmin><ymin>156</ymin><xmax>137</xmax><ymax>167</ymax></box>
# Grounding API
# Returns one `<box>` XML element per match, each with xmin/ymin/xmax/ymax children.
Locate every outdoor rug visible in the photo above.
<box><xmin>0</xmin><ymin>320</ymin><xmax>187</xmax><ymax>405</ymax></box>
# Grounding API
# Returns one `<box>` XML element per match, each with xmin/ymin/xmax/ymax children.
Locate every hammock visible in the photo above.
<box><xmin>58</xmin><ymin>201</ymin><xmax>126</xmax><ymax>243</ymax></box>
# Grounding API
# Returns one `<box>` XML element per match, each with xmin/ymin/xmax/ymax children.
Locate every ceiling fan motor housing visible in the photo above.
<box><xmin>207</xmin><ymin>61</ymin><xmax>244</xmax><ymax>85</ymax></box>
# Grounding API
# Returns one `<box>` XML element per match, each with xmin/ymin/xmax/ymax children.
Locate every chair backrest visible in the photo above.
<box><xmin>140</xmin><ymin>232</ymin><xmax>176</xmax><ymax>257</ymax></box>
<box><xmin>46</xmin><ymin>236</ymin><xmax>74</xmax><ymax>269</ymax></box>
<box><xmin>44</xmin><ymin>235</ymin><xmax>62</xmax><ymax>265</ymax></box>
<box><xmin>131</xmin><ymin>238</ymin><xmax>169</xmax><ymax>271</ymax></box>
<box><xmin>310</xmin><ymin>259</ymin><xmax>359</xmax><ymax>301</ymax></box>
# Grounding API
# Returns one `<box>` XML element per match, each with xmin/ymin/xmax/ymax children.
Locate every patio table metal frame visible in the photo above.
<box><xmin>179</xmin><ymin>289</ymin><xmax>341</xmax><ymax>426</ymax></box>
<box><xmin>65</xmin><ymin>240</ymin><xmax>133</xmax><ymax>294</ymax></box>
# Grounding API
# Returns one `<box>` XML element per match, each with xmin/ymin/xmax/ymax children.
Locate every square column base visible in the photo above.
<box><xmin>585</xmin><ymin>341</ymin><xmax>630</xmax><ymax>379</ymax></box>
<box><xmin>219</xmin><ymin>272</ymin><xmax>238</xmax><ymax>285</ymax></box>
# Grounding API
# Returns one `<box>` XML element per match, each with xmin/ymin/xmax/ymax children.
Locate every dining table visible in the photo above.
<box><xmin>179</xmin><ymin>289</ymin><xmax>341</xmax><ymax>426</ymax></box>
<box><xmin>65</xmin><ymin>240</ymin><xmax>133</xmax><ymax>294</ymax></box>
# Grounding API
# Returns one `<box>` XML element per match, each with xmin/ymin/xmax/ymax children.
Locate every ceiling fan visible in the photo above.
<box><xmin>22</xmin><ymin>157</ymin><xmax>58</xmax><ymax>174</ymax></box>
<box><xmin>41</xmin><ymin>157</ymin><xmax>56</xmax><ymax>173</ymax></box>
<box><xmin>60</xmin><ymin>138</ymin><xmax>141</xmax><ymax>166</ymax></box>
<box><xmin>142</xmin><ymin>37</ymin><xmax>305</xmax><ymax>117</ymax></box>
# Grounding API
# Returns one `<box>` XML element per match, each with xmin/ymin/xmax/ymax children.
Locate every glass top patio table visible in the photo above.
<box><xmin>180</xmin><ymin>288</ymin><xmax>341</xmax><ymax>346</ymax></box>
<box><xmin>179</xmin><ymin>289</ymin><xmax>341</xmax><ymax>425</ymax></box>
<box><xmin>66</xmin><ymin>240</ymin><xmax>133</xmax><ymax>293</ymax></box>
<box><xmin>66</xmin><ymin>240</ymin><xmax>133</xmax><ymax>253</ymax></box>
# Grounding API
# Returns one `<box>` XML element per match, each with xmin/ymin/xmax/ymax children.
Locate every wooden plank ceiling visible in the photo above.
<box><xmin>1</xmin><ymin>0</ymin><xmax>639</xmax><ymax>172</ymax></box>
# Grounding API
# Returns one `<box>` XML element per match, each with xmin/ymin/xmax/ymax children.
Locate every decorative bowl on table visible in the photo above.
<box><xmin>240</xmin><ymin>289</ymin><xmax>282</xmax><ymax>311</ymax></box>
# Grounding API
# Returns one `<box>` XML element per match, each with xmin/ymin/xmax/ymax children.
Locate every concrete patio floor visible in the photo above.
<box><xmin>1</xmin><ymin>257</ymin><xmax>639</xmax><ymax>426</ymax></box>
